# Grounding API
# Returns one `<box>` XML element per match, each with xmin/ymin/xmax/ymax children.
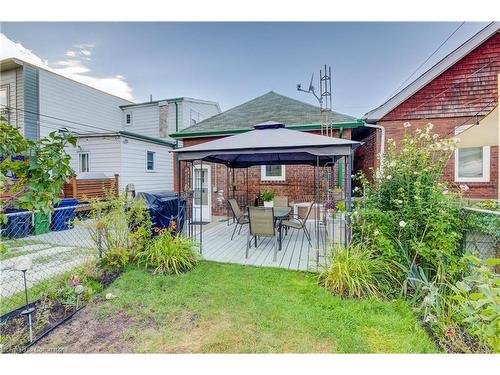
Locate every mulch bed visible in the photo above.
<box><xmin>0</xmin><ymin>269</ymin><xmax>122</xmax><ymax>353</ymax></box>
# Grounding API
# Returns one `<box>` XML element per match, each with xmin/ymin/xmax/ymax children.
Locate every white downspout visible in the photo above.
<box><xmin>364</xmin><ymin>123</ymin><xmax>385</xmax><ymax>176</ymax></box>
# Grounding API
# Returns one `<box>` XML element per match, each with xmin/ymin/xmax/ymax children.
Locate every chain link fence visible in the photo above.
<box><xmin>461</xmin><ymin>206</ymin><xmax>499</xmax><ymax>261</ymax></box>
<box><xmin>1</xmin><ymin>204</ymin><xmax>96</xmax><ymax>316</ymax></box>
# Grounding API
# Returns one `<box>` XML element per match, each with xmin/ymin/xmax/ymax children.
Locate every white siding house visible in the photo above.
<box><xmin>73</xmin><ymin>133</ymin><xmax>174</xmax><ymax>192</ymax></box>
<box><xmin>38</xmin><ymin>69</ymin><xmax>130</xmax><ymax>138</ymax></box>
<box><xmin>1</xmin><ymin>57</ymin><xmax>220</xmax><ymax>195</ymax></box>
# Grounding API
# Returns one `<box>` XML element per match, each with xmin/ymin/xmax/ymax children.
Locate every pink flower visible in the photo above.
<box><xmin>459</xmin><ymin>184</ymin><xmax>470</xmax><ymax>192</ymax></box>
<box><xmin>442</xmin><ymin>189</ymin><xmax>449</xmax><ymax>195</ymax></box>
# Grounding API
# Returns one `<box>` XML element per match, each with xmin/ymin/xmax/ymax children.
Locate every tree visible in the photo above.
<box><xmin>0</xmin><ymin>120</ymin><xmax>76</xmax><ymax>222</ymax></box>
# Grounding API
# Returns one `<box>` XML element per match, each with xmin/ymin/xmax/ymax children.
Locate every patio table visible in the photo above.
<box><xmin>273</xmin><ymin>206</ymin><xmax>291</xmax><ymax>251</ymax></box>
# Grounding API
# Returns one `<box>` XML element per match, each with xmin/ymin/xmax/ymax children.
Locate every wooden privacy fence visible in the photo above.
<box><xmin>62</xmin><ymin>174</ymin><xmax>119</xmax><ymax>201</ymax></box>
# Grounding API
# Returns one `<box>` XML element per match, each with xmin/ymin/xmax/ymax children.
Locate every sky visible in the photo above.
<box><xmin>0</xmin><ymin>22</ymin><xmax>491</xmax><ymax>117</ymax></box>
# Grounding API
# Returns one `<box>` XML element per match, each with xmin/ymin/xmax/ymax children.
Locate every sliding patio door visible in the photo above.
<box><xmin>192</xmin><ymin>164</ymin><xmax>211</xmax><ymax>222</ymax></box>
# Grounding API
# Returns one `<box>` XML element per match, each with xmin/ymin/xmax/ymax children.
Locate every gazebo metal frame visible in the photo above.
<box><xmin>173</xmin><ymin>122</ymin><xmax>361</xmax><ymax>266</ymax></box>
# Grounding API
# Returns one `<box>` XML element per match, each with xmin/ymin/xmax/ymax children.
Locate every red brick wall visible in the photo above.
<box><xmin>354</xmin><ymin>130</ymin><xmax>377</xmax><ymax>182</ymax></box>
<box><xmin>370</xmin><ymin>32</ymin><xmax>500</xmax><ymax>199</ymax></box>
<box><xmin>177</xmin><ymin>128</ymin><xmax>352</xmax><ymax>216</ymax></box>
<box><xmin>378</xmin><ymin>118</ymin><xmax>498</xmax><ymax>199</ymax></box>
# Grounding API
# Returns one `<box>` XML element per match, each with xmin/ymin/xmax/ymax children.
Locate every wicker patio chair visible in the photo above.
<box><xmin>247</xmin><ymin>206</ymin><xmax>278</xmax><ymax>261</ymax></box>
<box><xmin>228</xmin><ymin>199</ymin><xmax>249</xmax><ymax>240</ymax></box>
<box><xmin>281</xmin><ymin>201</ymin><xmax>313</xmax><ymax>246</ymax></box>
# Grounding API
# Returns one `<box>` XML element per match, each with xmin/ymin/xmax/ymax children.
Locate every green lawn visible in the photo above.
<box><xmin>35</xmin><ymin>261</ymin><xmax>438</xmax><ymax>353</ymax></box>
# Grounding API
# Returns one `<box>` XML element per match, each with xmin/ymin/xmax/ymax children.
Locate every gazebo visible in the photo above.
<box><xmin>173</xmin><ymin>121</ymin><xmax>361</xmax><ymax>270</ymax></box>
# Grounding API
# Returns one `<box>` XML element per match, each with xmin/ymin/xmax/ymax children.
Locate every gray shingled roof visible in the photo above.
<box><xmin>179</xmin><ymin>91</ymin><xmax>356</xmax><ymax>133</ymax></box>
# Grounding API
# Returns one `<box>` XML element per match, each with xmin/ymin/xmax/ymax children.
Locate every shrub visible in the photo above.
<box><xmin>355</xmin><ymin>123</ymin><xmax>465</xmax><ymax>284</ymax></box>
<box><xmin>137</xmin><ymin>232</ymin><xmax>198</xmax><ymax>275</ymax></box>
<box><xmin>451</xmin><ymin>256</ymin><xmax>500</xmax><ymax>352</ymax></box>
<box><xmin>318</xmin><ymin>242</ymin><xmax>398</xmax><ymax>299</ymax></box>
<box><xmin>82</xmin><ymin>193</ymin><xmax>152</xmax><ymax>271</ymax></box>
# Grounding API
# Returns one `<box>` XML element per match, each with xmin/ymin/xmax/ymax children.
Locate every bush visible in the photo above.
<box><xmin>318</xmin><ymin>242</ymin><xmax>398</xmax><ymax>299</ymax></box>
<box><xmin>451</xmin><ymin>256</ymin><xmax>500</xmax><ymax>352</ymax></box>
<box><xmin>355</xmin><ymin>123</ymin><xmax>465</xmax><ymax>284</ymax></box>
<box><xmin>137</xmin><ymin>232</ymin><xmax>198</xmax><ymax>275</ymax></box>
<box><xmin>82</xmin><ymin>193</ymin><xmax>152</xmax><ymax>271</ymax></box>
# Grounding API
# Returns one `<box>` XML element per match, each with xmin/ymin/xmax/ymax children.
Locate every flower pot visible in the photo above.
<box><xmin>263</xmin><ymin>201</ymin><xmax>274</xmax><ymax>208</ymax></box>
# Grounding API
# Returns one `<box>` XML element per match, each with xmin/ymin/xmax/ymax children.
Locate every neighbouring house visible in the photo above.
<box><xmin>362</xmin><ymin>22</ymin><xmax>500</xmax><ymax>199</ymax></box>
<box><xmin>0</xmin><ymin>57</ymin><xmax>220</xmax><ymax>196</ymax></box>
<box><xmin>170</xmin><ymin>91</ymin><xmax>364</xmax><ymax>221</ymax></box>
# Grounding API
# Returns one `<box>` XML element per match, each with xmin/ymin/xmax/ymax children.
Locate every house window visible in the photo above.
<box><xmin>125</xmin><ymin>112</ymin><xmax>132</xmax><ymax>126</ymax></box>
<box><xmin>0</xmin><ymin>86</ymin><xmax>9</xmax><ymax>121</ymax></box>
<box><xmin>146</xmin><ymin>151</ymin><xmax>156</xmax><ymax>172</ymax></box>
<box><xmin>454</xmin><ymin>125</ymin><xmax>490</xmax><ymax>182</ymax></box>
<box><xmin>79</xmin><ymin>152</ymin><xmax>90</xmax><ymax>173</ymax></box>
<box><xmin>261</xmin><ymin>165</ymin><xmax>285</xmax><ymax>181</ymax></box>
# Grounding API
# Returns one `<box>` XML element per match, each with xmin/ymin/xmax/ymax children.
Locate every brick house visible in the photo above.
<box><xmin>170</xmin><ymin>91</ymin><xmax>363</xmax><ymax>220</ymax></box>
<box><xmin>363</xmin><ymin>22</ymin><xmax>500</xmax><ymax>199</ymax></box>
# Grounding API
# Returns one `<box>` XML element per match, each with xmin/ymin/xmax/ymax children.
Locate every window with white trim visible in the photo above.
<box><xmin>146</xmin><ymin>151</ymin><xmax>156</xmax><ymax>172</ymax></box>
<box><xmin>0</xmin><ymin>85</ymin><xmax>10</xmax><ymax>121</ymax></box>
<box><xmin>261</xmin><ymin>165</ymin><xmax>285</xmax><ymax>181</ymax></box>
<box><xmin>79</xmin><ymin>152</ymin><xmax>90</xmax><ymax>173</ymax></box>
<box><xmin>454</xmin><ymin>125</ymin><xmax>490</xmax><ymax>182</ymax></box>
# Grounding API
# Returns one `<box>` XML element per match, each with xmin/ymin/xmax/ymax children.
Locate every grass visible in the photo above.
<box><xmin>35</xmin><ymin>261</ymin><xmax>438</xmax><ymax>353</ymax></box>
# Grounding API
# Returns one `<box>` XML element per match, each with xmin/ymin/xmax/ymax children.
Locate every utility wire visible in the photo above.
<box><xmin>387</xmin><ymin>22</ymin><xmax>466</xmax><ymax>100</ymax></box>
<box><xmin>400</xmin><ymin>62</ymin><xmax>492</xmax><ymax>119</ymax></box>
<box><xmin>0</xmin><ymin>104</ymin><xmax>119</xmax><ymax>134</ymax></box>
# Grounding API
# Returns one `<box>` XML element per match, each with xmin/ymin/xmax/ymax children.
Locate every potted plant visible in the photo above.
<box><xmin>260</xmin><ymin>188</ymin><xmax>276</xmax><ymax>208</ymax></box>
<box><xmin>329</xmin><ymin>186</ymin><xmax>343</xmax><ymax>201</ymax></box>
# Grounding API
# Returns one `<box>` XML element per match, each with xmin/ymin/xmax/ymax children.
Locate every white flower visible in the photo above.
<box><xmin>389</xmin><ymin>161</ymin><xmax>396</xmax><ymax>167</ymax></box>
<box><xmin>403</xmin><ymin>122</ymin><xmax>411</xmax><ymax>128</ymax></box>
<box><xmin>432</xmin><ymin>134</ymin><xmax>439</xmax><ymax>139</ymax></box>
<box><xmin>415</xmin><ymin>128</ymin><xmax>422</xmax><ymax>134</ymax></box>
<box><xmin>397</xmin><ymin>199</ymin><xmax>403</xmax><ymax>204</ymax></box>
<box><xmin>386</xmin><ymin>175</ymin><xmax>392</xmax><ymax>180</ymax></box>
<box><xmin>426</xmin><ymin>123</ymin><xmax>434</xmax><ymax>130</ymax></box>
<box><xmin>413</xmin><ymin>171</ymin><xmax>418</xmax><ymax>175</ymax></box>
<box><xmin>374</xmin><ymin>230</ymin><xmax>379</xmax><ymax>236</ymax></box>
<box><xmin>399</xmin><ymin>220</ymin><xmax>407</xmax><ymax>228</ymax></box>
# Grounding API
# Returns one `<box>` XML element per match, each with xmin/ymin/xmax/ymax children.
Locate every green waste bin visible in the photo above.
<box><xmin>33</xmin><ymin>212</ymin><xmax>50</xmax><ymax>235</ymax></box>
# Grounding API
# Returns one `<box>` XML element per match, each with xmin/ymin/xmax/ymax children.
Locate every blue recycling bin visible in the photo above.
<box><xmin>3</xmin><ymin>209</ymin><xmax>31</xmax><ymax>239</ymax></box>
<box><xmin>51</xmin><ymin>198</ymin><xmax>78</xmax><ymax>231</ymax></box>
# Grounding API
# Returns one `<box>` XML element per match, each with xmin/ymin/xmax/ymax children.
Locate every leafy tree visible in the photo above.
<box><xmin>0</xmin><ymin>120</ymin><xmax>76</xmax><ymax>221</ymax></box>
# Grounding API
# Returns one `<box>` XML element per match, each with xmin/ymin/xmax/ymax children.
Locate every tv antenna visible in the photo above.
<box><xmin>297</xmin><ymin>65</ymin><xmax>333</xmax><ymax>136</ymax></box>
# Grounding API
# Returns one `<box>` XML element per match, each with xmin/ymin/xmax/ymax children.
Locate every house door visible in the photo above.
<box><xmin>192</xmin><ymin>164</ymin><xmax>211</xmax><ymax>222</ymax></box>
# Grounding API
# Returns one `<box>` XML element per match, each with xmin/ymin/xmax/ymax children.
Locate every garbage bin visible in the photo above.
<box><xmin>3</xmin><ymin>209</ymin><xmax>31</xmax><ymax>239</ymax></box>
<box><xmin>136</xmin><ymin>191</ymin><xmax>186</xmax><ymax>236</ymax></box>
<box><xmin>51</xmin><ymin>198</ymin><xmax>78</xmax><ymax>231</ymax></box>
<box><xmin>33</xmin><ymin>212</ymin><xmax>50</xmax><ymax>235</ymax></box>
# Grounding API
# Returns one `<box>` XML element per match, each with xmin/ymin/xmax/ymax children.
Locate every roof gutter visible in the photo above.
<box><xmin>363</xmin><ymin>123</ymin><xmax>385</xmax><ymax>176</ymax></box>
<box><xmin>170</xmin><ymin>121</ymin><xmax>365</xmax><ymax>139</ymax></box>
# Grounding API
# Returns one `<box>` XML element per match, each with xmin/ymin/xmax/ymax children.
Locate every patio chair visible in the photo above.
<box><xmin>247</xmin><ymin>206</ymin><xmax>278</xmax><ymax>261</ymax></box>
<box><xmin>273</xmin><ymin>196</ymin><xmax>288</xmax><ymax>207</ymax></box>
<box><xmin>273</xmin><ymin>195</ymin><xmax>290</xmax><ymax>234</ymax></box>
<box><xmin>281</xmin><ymin>201</ymin><xmax>313</xmax><ymax>246</ymax></box>
<box><xmin>228</xmin><ymin>199</ymin><xmax>249</xmax><ymax>240</ymax></box>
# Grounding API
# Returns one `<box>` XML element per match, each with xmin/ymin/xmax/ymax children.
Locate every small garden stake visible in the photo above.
<box><xmin>14</xmin><ymin>257</ymin><xmax>35</xmax><ymax>344</ymax></box>
<box><xmin>75</xmin><ymin>285</ymin><xmax>85</xmax><ymax>310</ymax></box>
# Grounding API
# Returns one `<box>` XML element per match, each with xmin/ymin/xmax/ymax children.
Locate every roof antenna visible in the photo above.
<box><xmin>297</xmin><ymin>65</ymin><xmax>333</xmax><ymax>136</ymax></box>
<box><xmin>149</xmin><ymin>94</ymin><xmax>153</xmax><ymax>102</ymax></box>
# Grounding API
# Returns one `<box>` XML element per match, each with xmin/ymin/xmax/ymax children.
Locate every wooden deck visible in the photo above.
<box><xmin>196</xmin><ymin>219</ymin><xmax>333</xmax><ymax>272</ymax></box>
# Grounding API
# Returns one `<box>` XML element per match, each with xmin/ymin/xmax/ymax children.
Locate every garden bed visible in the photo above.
<box><xmin>0</xmin><ymin>269</ymin><xmax>121</xmax><ymax>353</ymax></box>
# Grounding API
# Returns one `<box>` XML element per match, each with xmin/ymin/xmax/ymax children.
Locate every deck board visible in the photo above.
<box><xmin>196</xmin><ymin>221</ymin><xmax>330</xmax><ymax>272</ymax></box>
